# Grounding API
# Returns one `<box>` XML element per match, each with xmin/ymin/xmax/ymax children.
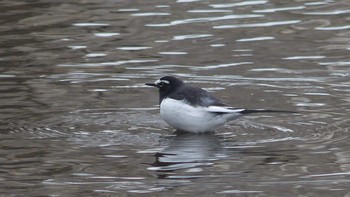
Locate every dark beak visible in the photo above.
<box><xmin>145</xmin><ymin>83</ymin><xmax>156</xmax><ymax>87</ymax></box>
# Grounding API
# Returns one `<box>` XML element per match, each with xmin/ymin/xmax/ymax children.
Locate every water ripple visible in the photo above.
<box><xmin>116</xmin><ymin>47</ymin><xmax>152</xmax><ymax>51</ymax></box>
<box><xmin>254</xmin><ymin>6</ymin><xmax>306</xmax><ymax>13</ymax></box>
<box><xmin>304</xmin><ymin>2</ymin><xmax>330</xmax><ymax>6</ymax></box>
<box><xmin>210</xmin><ymin>0</ymin><xmax>268</xmax><ymax>8</ymax></box>
<box><xmin>127</xmin><ymin>64</ymin><xmax>191</xmax><ymax>70</ymax></box>
<box><xmin>236</xmin><ymin>36</ymin><xmax>274</xmax><ymax>42</ymax></box>
<box><xmin>218</xmin><ymin>190</ymin><xmax>263</xmax><ymax>194</ymax></box>
<box><xmin>68</xmin><ymin>46</ymin><xmax>87</xmax><ymax>50</ymax></box>
<box><xmin>118</xmin><ymin>8</ymin><xmax>139</xmax><ymax>12</ymax></box>
<box><xmin>94</xmin><ymin>33</ymin><xmax>120</xmax><ymax>37</ymax></box>
<box><xmin>2</xmin><ymin>0</ymin><xmax>350</xmax><ymax>195</ymax></box>
<box><xmin>159</xmin><ymin>52</ymin><xmax>188</xmax><ymax>55</ymax></box>
<box><xmin>283</xmin><ymin>56</ymin><xmax>326</xmax><ymax>60</ymax></box>
<box><xmin>73</xmin><ymin>23</ymin><xmax>110</xmax><ymax>27</ymax></box>
<box><xmin>131</xmin><ymin>12</ymin><xmax>170</xmax><ymax>17</ymax></box>
<box><xmin>56</xmin><ymin>59</ymin><xmax>158</xmax><ymax>67</ymax></box>
<box><xmin>318</xmin><ymin>61</ymin><xmax>350</xmax><ymax>66</ymax></box>
<box><xmin>177</xmin><ymin>0</ymin><xmax>201</xmax><ymax>3</ymax></box>
<box><xmin>303</xmin><ymin>9</ymin><xmax>350</xmax><ymax>15</ymax></box>
<box><xmin>191</xmin><ymin>62</ymin><xmax>253</xmax><ymax>70</ymax></box>
<box><xmin>85</xmin><ymin>53</ymin><xmax>107</xmax><ymax>58</ymax></box>
<box><xmin>146</xmin><ymin>14</ymin><xmax>263</xmax><ymax>27</ymax></box>
<box><xmin>214</xmin><ymin>20</ymin><xmax>300</xmax><ymax>29</ymax></box>
<box><xmin>301</xmin><ymin>172</ymin><xmax>350</xmax><ymax>178</ymax></box>
<box><xmin>188</xmin><ymin>9</ymin><xmax>233</xmax><ymax>13</ymax></box>
<box><xmin>172</xmin><ymin>34</ymin><xmax>212</xmax><ymax>40</ymax></box>
<box><xmin>316</xmin><ymin>25</ymin><xmax>350</xmax><ymax>31</ymax></box>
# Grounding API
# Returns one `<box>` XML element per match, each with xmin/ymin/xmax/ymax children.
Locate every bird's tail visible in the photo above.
<box><xmin>240</xmin><ymin>109</ymin><xmax>297</xmax><ymax>114</ymax></box>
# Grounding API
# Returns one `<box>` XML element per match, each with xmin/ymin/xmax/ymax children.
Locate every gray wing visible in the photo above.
<box><xmin>169</xmin><ymin>85</ymin><xmax>227</xmax><ymax>107</ymax></box>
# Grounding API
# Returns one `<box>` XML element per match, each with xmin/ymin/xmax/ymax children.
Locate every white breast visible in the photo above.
<box><xmin>160</xmin><ymin>98</ymin><xmax>241</xmax><ymax>133</ymax></box>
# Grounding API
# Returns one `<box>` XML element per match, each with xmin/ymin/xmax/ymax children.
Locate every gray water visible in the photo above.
<box><xmin>1</xmin><ymin>0</ymin><xmax>350</xmax><ymax>196</ymax></box>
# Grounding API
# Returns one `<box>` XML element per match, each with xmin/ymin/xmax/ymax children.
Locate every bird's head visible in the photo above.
<box><xmin>145</xmin><ymin>76</ymin><xmax>184</xmax><ymax>99</ymax></box>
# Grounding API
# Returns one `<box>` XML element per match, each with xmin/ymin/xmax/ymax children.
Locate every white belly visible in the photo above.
<box><xmin>160</xmin><ymin>98</ymin><xmax>240</xmax><ymax>133</ymax></box>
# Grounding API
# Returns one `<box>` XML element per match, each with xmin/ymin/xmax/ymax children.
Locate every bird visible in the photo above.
<box><xmin>145</xmin><ymin>76</ymin><xmax>294</xmax><ymax>133</ymax></box>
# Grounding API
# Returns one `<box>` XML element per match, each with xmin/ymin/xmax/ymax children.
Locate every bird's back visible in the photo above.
<box><xmin>168</xmin><ymin>85</ymin><xmax>226</xmax><ymax>107</ymax></box>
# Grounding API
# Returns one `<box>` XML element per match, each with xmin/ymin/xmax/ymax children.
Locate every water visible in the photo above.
<box><xmin>1</xmin><ymin>0</ymin><xmax>350</xmax><ymax>196</ymax></box>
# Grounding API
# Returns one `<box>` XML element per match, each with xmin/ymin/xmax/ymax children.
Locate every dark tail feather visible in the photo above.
<box><xmin>240</xmin><ymin>109</ymin><xmax>297</xmax><ymax>114</ymax></box>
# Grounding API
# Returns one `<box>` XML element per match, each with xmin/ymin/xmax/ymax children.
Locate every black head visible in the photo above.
<box><xmin>145</xmin><ymin>76</ymin><xmax>184</xmax><ymax>102</ymax></box>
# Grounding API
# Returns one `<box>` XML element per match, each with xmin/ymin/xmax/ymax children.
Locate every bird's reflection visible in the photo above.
<box><xmin>145</xmin><ymin>130</ymin><xmax>302</xmax><ymax>195</ymax></box>
<box><xmin>149</xmin><ymin>131</ymin><xmax>226</xmax><ymax>173</ymax></box>
<box><xmin>147</xmin><ymin>130</ymin><xmax>300</xmax><ymax>183</ymax></box>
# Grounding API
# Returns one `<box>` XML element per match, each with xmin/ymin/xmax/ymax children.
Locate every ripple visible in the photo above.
<box><xmin>304</xmin><ymin>2</ymin><xmax>330</xmax><ymax>6</ymax></box>
<box><xmin>68</xmin><ymin>46</ymin><xmax>87</xmax><ymax>50</ymax></box>
<box><xmin>214</xmin><ymin>20</ymin><xmax>300</xmax><ymax>29</ymax></box>
<box><xmin>8</xmin><ymin>125</ymin><xmax>70</xmax><ymax>139</ymax></box>
<box><xmin>250</xmin><ymin>68</ymin><xmax>297</xmax><ymax>74</ymax></box>
<box><xmin>90</xmin><ymin>89</ymin><xmax>108</xmax><ymax>92</ymax></box>
<box><xmin>94</xmin><ymin>33</ymin><xmax>120</xmax><ymax>37</ymax></box>
<box><xmin>172</xmin><ymin>34</ymin><xmax>212</xmax><ymax>40</ymax></box>
<box><xmin>69</xmin><ymin>130</ymin><xmax>161</xmax><ymax>148</ymax></box>
<box><xmin>154</xmin><ymin>40</ymin><xmax>169</xmax><ymax>43</ymax></box>
<box><xmin>316</xmin><ymin>25</ymin><xmax>350</xmax><ymax>31</ymax></box>
<box><xmin>104</xmin><ymin>155</ymin><xmax>128</xmax><ymax>158</ymax></box>
<box><xmin>147</xmin><ymin>163</ymin><xmax>213</xmax><ymax>171</ymax></box>
<box><xmin>177</xmin><ymin>0</ymin><xmax>201</xmax><ymax>2</ymax></box>
<box><xmin>117</xmin><ymin>8</ymin><xmax>140</xmax><ymax>12</ymax></box>
<box><xmin>233</xmin><ymin>49</ymin><xmax>253</xmax><ymax>52</ymax></box>
<box><xmin>283</xmin><ymin>56</ymin><xmax>326</xmax><ymax>60</ymax></box>
<box><xmin>303</xmin><ymin>9</ymin><xmax>350</xmax><ymax>15</ymax></box>
<box><xmin>159</xmin><ymin>52</ymin><xmax>188</xmax><ymax>55</ymax></box>
<box><xmin>57</xmin><ymin>59</ymin><xmax>158</xmax><ymax>67</ymax></box>
<box><xmin>0</xmin><ymin>74</ymin><xmax>16</xmax><ymax>78</ymax></box>
<box><xmin>2</xmin><ymin>0</ymin><xmax>350</xmax><ymax>195</ymax></box>
<box><xmin>127</xmin><ymin>64</ymin><xmax>191</xmax><ymax>70</ymax></box>
<box><xmin>318</xmin><ymin>61</ymin><xmax>350</xmax><ymax>66</ymax></box>
<box><xmin>301</xmin><ymin>172</ymin><xmax>350</xmax><ymax>178</ymax></box>
<box><xmin>155</xmin><ymin>5</ymin><xmax>170</xmax><ymax>8</ymax></box>
<box><xmin>116</xmin><ymin>46</ymin><xmax>152</xmax><ymax>51</ymax></box>
<box><xmin>303</xmin><ymin>92</ymin><xmax>330</xmax><ymax>96</ymax></box>
<box><xmin>218</xmin><ymin>190</ymin><xmax>263</xmax><ymax>194</ymax></box>
<box><xmin>191</xmin><ymin>62</ymin><xmax>253</xmax><ymax>70</ymax></box>
<box><xmin>146</xmin><ymin>14</ymin><xmax>263</xmax><ymax>27</ymax></box>
<box><xmin>73</xmin><ymin>23</ymin><xmax>110</xmax><ymax>27</ymax></box>
<box><xmin>292</xmin><ymin>19</ymin><xmax>330</xmax><ymax>30</ymax></box>
<box><xmin>295</xmin><ymin>103</ymin><xmax>327</xmax><ymax>107</ymax></box>
<box><xmin>244</xmin><ymin>77</ymin><xmax>323</xmax><ymax>82</ymax></box>
<box><xmin>210</xmin><ymin>0</ymin><xmax>268</xmax><ymax>8</ymax></box>
<box><xmin>131</xmin><ymin>12</ymin><xmax>170</xmax><ymax>16</ymax></box>
<box><xmin>210</xmin><ymin>44</ymin><xmax>226</xmax><ymax>47</ymax></box>
<box><xmin>236</xmin><ymin>36</ymin><xmax>274</xmax><ymax>42</ymax></box>
<box><xmin>248</xmin><ymin>137</ymin><xmax>304</xmax><ymax>145</ymax></box>
<box><xmin>48</xmin><ymin>72</ymin><xmax>130</xmax><ymax>83</ymax></box>
<box><xmin>188</xmin><ymin>9</ymin><xmax>233</xmax><ymax>13</ymax></box>
<box><xmin>253</xmin><ymin>6</ymin><xmax>305</xmax><ymax>13</ymax></box>
<box><xmin>85</xmin><ymin>53</ymin><xmax>107</xmax><ymax>58</ymax></box>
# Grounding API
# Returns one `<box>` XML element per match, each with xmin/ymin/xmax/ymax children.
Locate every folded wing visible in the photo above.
<box><xmin>205</xmin><ymin>106</ymin><xmax>246</xmax><ymax>114</ymax></box>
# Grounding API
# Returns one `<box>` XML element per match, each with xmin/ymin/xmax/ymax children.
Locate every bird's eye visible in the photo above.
<box><xmin>155</xmin><ymin>80</ymin><xmax>170</xmax><ymax>88</ymax></box>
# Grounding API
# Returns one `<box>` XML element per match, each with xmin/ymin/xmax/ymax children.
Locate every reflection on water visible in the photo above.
<box><xmin>149</xmin><ymin>133</ymin><xmax>225</xmax><ymax>173</ymax></box>
<box><xmin>1</xmin><ymin>0</ymin><xmax>350</xmax><ymax>196</ymax></box>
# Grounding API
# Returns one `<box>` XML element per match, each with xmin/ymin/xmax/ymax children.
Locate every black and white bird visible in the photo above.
<box><xmin>146</xmin><ymin>76</ymin><xmax>293</xmax><ymax>133</ymax></box>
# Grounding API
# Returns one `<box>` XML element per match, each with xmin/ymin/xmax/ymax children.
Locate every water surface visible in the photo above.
<box><xmin>1</xmin><ymin>0</ymin><xmax>350</xmax><ymax>196</ymax></box>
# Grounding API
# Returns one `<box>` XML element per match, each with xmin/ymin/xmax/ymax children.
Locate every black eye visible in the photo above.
<box><xmin>159</xmin><ymin>82</ymin><xmax>166</xmax><ymax>87</ymax></box>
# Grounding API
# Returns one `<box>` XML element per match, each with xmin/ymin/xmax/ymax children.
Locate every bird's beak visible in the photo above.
<box><xmin>145</xmin><ymin>83</ymin><xmax>157</xmax><ymax>87</ymax></box>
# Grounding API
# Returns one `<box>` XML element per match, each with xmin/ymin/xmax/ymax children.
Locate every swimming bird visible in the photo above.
<box><xmin>146</xmin><ymin>76</ymin><xmax>293</xmax><ymax>133</ymax></box>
